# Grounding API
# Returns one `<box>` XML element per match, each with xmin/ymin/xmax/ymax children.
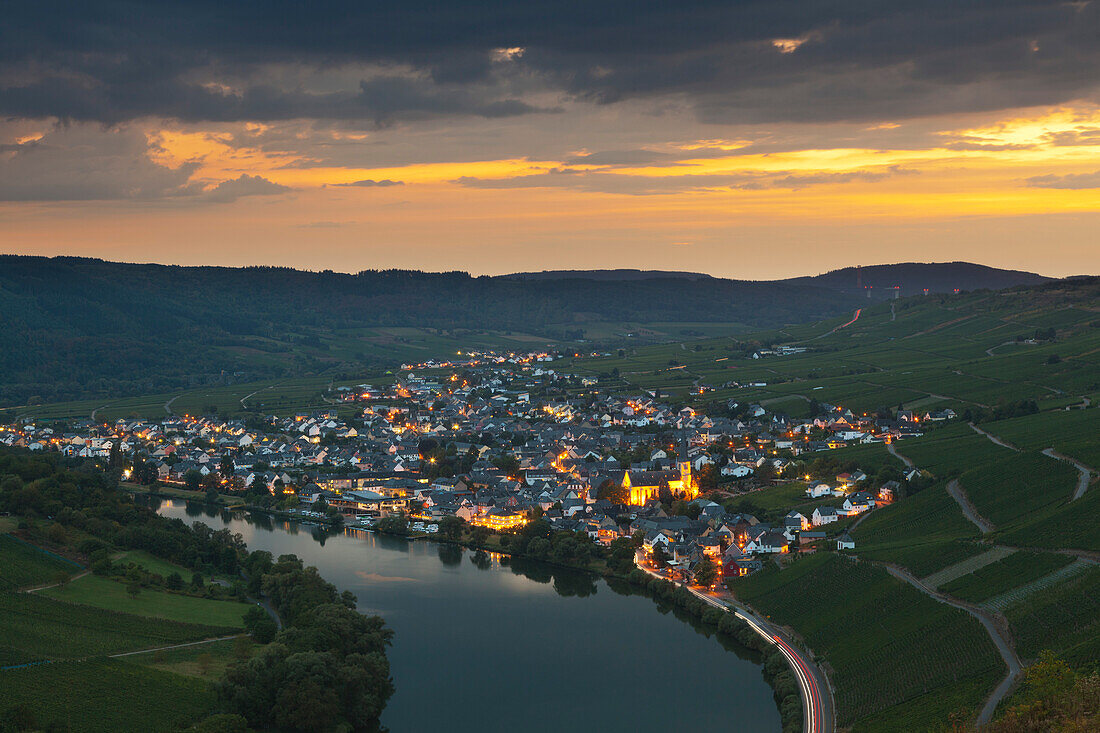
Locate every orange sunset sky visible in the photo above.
<box><xmin>2</xmin><ymin>2</ymin><xmax>1099</xmax><ymax>279</ymax></box>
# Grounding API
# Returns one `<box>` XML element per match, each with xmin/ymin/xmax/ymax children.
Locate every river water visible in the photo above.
<box><xmin>151</xmin><ymin>499</ymin><xmax>781</xmax><ymax>732</ymax></box>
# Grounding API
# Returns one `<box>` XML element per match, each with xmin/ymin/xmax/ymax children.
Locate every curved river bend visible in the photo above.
<box><xmin>153</xmin><ymin>499</ymin><xmax>781</xmax><ymax>732</ymax></box>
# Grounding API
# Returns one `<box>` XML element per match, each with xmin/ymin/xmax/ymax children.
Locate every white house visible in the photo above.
<box><xmin>806</xmin><ymin>481</ymin><xmax>832</xmax><ymax>498</ymax></box>
<box><xmin>812</xmin><ymin>506</ymin><xmax>839</xmax><ymax>525</ymax></box>
<box><xmin>722</xmin><ymin>464</ymin><xmax>754</xmax><ymax>478</ymax></box>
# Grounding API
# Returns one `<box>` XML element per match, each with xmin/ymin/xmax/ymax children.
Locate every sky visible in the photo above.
<box><xmin>2</xmin><ymin>1</ymin><xmax>1099</xmax><ymax>279</ymax></box>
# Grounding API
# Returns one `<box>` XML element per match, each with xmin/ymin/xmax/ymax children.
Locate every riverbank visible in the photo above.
<box><xmin>150</xmin><ymin>498</ymin><xmax>783</xmax><ymax>731</ymax></box>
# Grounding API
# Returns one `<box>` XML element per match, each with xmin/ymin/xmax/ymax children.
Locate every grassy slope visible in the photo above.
<box><xmin>41</xmin><ymin>574</ymin><xmax>249</xmax><ymax>627</ymax></box>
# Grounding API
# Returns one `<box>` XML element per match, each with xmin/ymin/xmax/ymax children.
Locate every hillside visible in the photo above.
<box><xmin>560</xmin><ymin>276</ymin><xmax>1099</xmax><ymax>729</ymax></box>
<box><xmin>787</xmin><ymin>261</ymin><xmax>1051</xmax><ymax>300</ymax></box>
<box><xmin>0</xmin><ymin>256</ymin><xmax>1046</xmax><ymax>408</ymax></box>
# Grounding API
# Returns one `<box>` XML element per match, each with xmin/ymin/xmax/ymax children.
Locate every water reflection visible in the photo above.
<box><xmin>437</xmin><ymin>544</ymin><xmax>463</xmax><ymax>566</ymax></box>
<box><xmin>143</xmin><ymin>497</ymin><xmax>781</xmax><ymax>733</ymax></box>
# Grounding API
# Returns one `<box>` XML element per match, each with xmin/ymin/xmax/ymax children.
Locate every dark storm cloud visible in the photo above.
<box><xmin>1</xmin><ymin>1</ymin><xmax>1098</xmax><ymax>125</ymax></box>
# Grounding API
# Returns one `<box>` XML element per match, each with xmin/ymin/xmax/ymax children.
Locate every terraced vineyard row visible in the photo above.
<box><xmin>985</xmin><ymin>559</ymin><xmax>1092</xmax><ymax>612</ymax></box>
<box><xmin>923</xmin><ymin>547</ymin><xmax>1016</xmax><ymax>588</ymax></box>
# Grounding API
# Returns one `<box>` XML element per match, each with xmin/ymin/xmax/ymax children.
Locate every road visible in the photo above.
<box><xmin>946</xmin><ymin>479</ymin><xmax>995</xmax><ymax>534</ymax></box>
<box><xmin>886</xmin><ymin>442</ymin><xmax>914</xmax><ymax>468</ymax></box>
<box><xmin>968</xmin><ymin>423</ymin><xmax>1019</xmax><ymax>451</ymax></box>
<box><xmin>813</xmin><ymin>309</ymin><xmax>861</xmax><ymax>340</ymax></box>
<box><xmin>240</xmin><ymin>383</ymin><xmax>280</xmax><ymax>409</ymax></box>
<box><xmin>879</xmin><ymin>563</ymin><xmax>1021</xmax><ymax>726</ymax></box>
<box><xmin>164</xmin><ymin>394</ymin><xmax>180</xmax><ymax>416</ymax></box>
<box><xmin>109</xmin><ymin>634</ymin><xmax>245</xmax><ymax>658</ymax></box>
<box><xmin>1041</xmin><ymin>448</ymin><xmax>1094</xmax><ymax>500</ymax></box>
<box><xmin>636</xmin><ymin>554</ymin><xmax>834</xmax><ymax>733</ymax></box>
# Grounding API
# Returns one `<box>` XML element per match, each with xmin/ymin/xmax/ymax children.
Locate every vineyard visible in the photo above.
<box><xmin>736</xmin><ymin>554</ymin><xmax>1002</xmax><ymax>729</ymax></box>
<box><xmin>938</xmin><ymin>552</ymin><xmax>1074</xmax><ymax>602</ymax></box>
<box><xmin>1005</xmin><ymin>565</ymin><xmax>1100</xmax><ymax>664</ymax></box>
<box><xmin>897</xmin><ymin>424</ymin><xmax>1014</xmax><ymax>477</ymax></box>
<box><xmin>982</xmin><ymin>408</ymin><xmax>1100</xmax><ymax>471</ymax></box>
<box><xmin>996</xmin><ymin>478</ymin><xmax>1100</xmax><ymax>552</ymax></box>
<box><xmin>0</xmin><ymin>658</ymin><xmax>215</xmax><ymax>732</ymax></box>
<box><xmin>851</xmin><ymin>482</ymin><xmax>985</xmax><ymax>577</ymax></box>
<box><xmin>958</xmin><ymin>451</ymin><xmax>1077</xmax><ymax>528</ymax></box>
<box><xmin>0</xmin><ymin>533</ymin><xmax>81</xmax><ymax>591</ymax></box>
<box><xmin>0</xmin><ymin>591</ymin><xmax>235</xmax><ymax>665</ymax></box>
<box><xmin>985</xmin><ymin>560</ymin><xmax>1092</xmax><ymax>612</ymax></box>
<box><xmin>922</xmin><ymin>547</ymin><xmax>1016</xmax><ymax>589</ymax></box>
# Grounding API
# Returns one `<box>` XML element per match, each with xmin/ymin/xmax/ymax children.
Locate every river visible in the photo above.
<box><xmin>151</xmin><ymin>499</ymin><xmax>781</xmax><ymax>732</ymax></box>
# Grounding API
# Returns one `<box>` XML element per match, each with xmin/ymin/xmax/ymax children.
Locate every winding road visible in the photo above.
<box><xmin>946</xmin><ymin>479</ymin><xmax>995</xmax><ymax>534</ymax></box>
<box><xmin>968</xmin><ymin>422</ymin><xmax>1018</xmax><ymax>451</ymax></box>
<box><xmin>878</xmin><ymin>563</ymin><xmax>1021</xmax><ymax>726</ymax></box>
<box><xmin>813</xmin><ymin>309</ymin><xmax>861</xmax><ymax>340</ymax></box>
<box><xmin>886</xmin><ymin>442</ymin><xmax>914</xmax><ymax>468</ymax></box>
<box><xmin>636</xmin><ymin>554</ymin><xmax>834</xmax><ymax>733</ymax></box>
<box><xmin>1041</xmin><ymin>448</ymin><xmax>1094</xmax><ymax>501</ymax></box>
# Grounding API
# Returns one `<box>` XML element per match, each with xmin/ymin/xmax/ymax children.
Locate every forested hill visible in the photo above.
<box><xmin>0</xmin><ymin>256</ymin><xmax>1043</xmax><ymax>407</ymax></box>
<box><xmin>788</xmin><ymin>261</ymin><xmax>1050</xmax><ymax>299</ymax></box>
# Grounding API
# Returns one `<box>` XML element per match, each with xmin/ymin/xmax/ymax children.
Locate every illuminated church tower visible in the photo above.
<box><xmin>677</xmin><ymin>437</ymin><xmax>697</xmax><ymax>498</ymax></box>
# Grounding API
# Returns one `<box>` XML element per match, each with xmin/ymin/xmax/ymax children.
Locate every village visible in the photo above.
<box><xmin>0</xmin><ymin>348</ymin><xmax>952</xmax><ymax>583</ymax></box>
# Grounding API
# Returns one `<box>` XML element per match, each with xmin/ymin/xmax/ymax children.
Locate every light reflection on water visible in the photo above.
<box><xmin>150</xmin><ymin>497</ymin><xmax>781</xmax><ymax>732</ymax></box>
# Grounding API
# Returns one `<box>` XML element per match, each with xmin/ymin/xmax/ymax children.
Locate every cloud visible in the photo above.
<box><xmin>1024</xmin><ymin>170</ymin><xmax>1100</xmax><ymax>189</ymax></box>
<box><xmin>336</xmin><ymin>178</ymin><xmax>404</xmax><ymax>187</ymax></box>
<box><xmin>295</xmin><ymin>220</ymin><xmax>350</xmax><ymax>228</ymax></box>
<box><xmin>452</xmin><ymin>165</ymin><xmax>918</xmax><ymax>195</ymax></box>
<box><xmin>565</xmin><ymin>149</ymin><xmax>678</xmax><ymax>166</ymax></box>
<box><xmin>1</xmin><ymin>2</ymin><xmax>1098</xmax><ymax>126</ymax></box>
<box><xmin>200</xmin><ymin>174</ymin><xmax>291</xmax><ymax>203</ymax></box>
<box><xmin>0</xmin><ymin>124</ymin><xmax>197</xmax><ymax>201</ymax></box>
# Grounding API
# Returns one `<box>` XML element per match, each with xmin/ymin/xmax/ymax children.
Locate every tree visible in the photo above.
<box><xmin>469</xmin><ymin>525</ymin><xmax>490</xmax><ymax>547</ymax></box>
<box><xmin>166</xmin><ymin>572</ymin><xmax>184</xmax><ymax>591</ymax></box>
<box><xmin>439</xmin><ymin>515</ymin><xmax>465</xmax><ymax>540</ymax></box>
<box><xmin>205</xmin><ymin>487</ymin><xmax>221</xmax><ymax>504</ymax></box>
<box><xmin>184</xmin><ymin>469</ymin><xmax>204</xmax><ymax>491</ymax></box>
<box><xmin>219</xmin><ymin>453</ymin><xmax>235</xmax><ymax>479</ymax></box>
<box><xmin>127</xmin><ymin>581</ymin><xmax>141</xmax><ymax>600</ymax></box>
<box><xmin>595</xmin><ymin>478</ymin><xmax>629</xmax><ymax>505</ymax></box>
<box><xmin>693</xmin><ymin>557</ymin><xmax>718</xmax><ymax>587</ymax></box>
<box><xmin>652</xmin><ymin>542</ymin><xmax>670</xmax><ymax>565</ymax></box>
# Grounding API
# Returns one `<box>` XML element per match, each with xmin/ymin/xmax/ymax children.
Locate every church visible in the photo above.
<box><xmin>620</xmin><ymin>453</ymin><xmax>698</xmax><ymax>506</ymax></box>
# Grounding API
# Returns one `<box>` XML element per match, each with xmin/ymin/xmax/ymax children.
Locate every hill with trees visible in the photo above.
<box><xmin>0</xmin><ymin>256</ymin><xmax>1046</xmax><ymax>408</ymax></box>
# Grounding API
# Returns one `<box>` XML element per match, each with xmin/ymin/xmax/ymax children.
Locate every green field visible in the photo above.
<box><xmin>126</xmin><ymin>635</ymin><xmax>250</xmax><ymax>679</ymax></box>
<box><xmin>41</xmin><ymin>575</ymin><xmax>249</xmax><ymax>627</ymax></box>
<box><xmin>734</xmin><ymin>553</ymin><xmax>1003</xmax><ymax>730</ymax></box>
<box><xmin>0</xmin><ymin>590</ymin><xmax>235</xmax><ymax>666</ymax></box>
<box><xmin>938</xmin><ymin>552</ymin><xmax>1074</xmax><ymax>603</ymax></box>
<box><xmin>0</xmin><ymin>533</ymin><xmax>82</xmax><ymax>591</ymax></box>
<box><xmin>0</xmin><ymin>658</ymin><xmax>216</xmax><ymax>732</ymax></box>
